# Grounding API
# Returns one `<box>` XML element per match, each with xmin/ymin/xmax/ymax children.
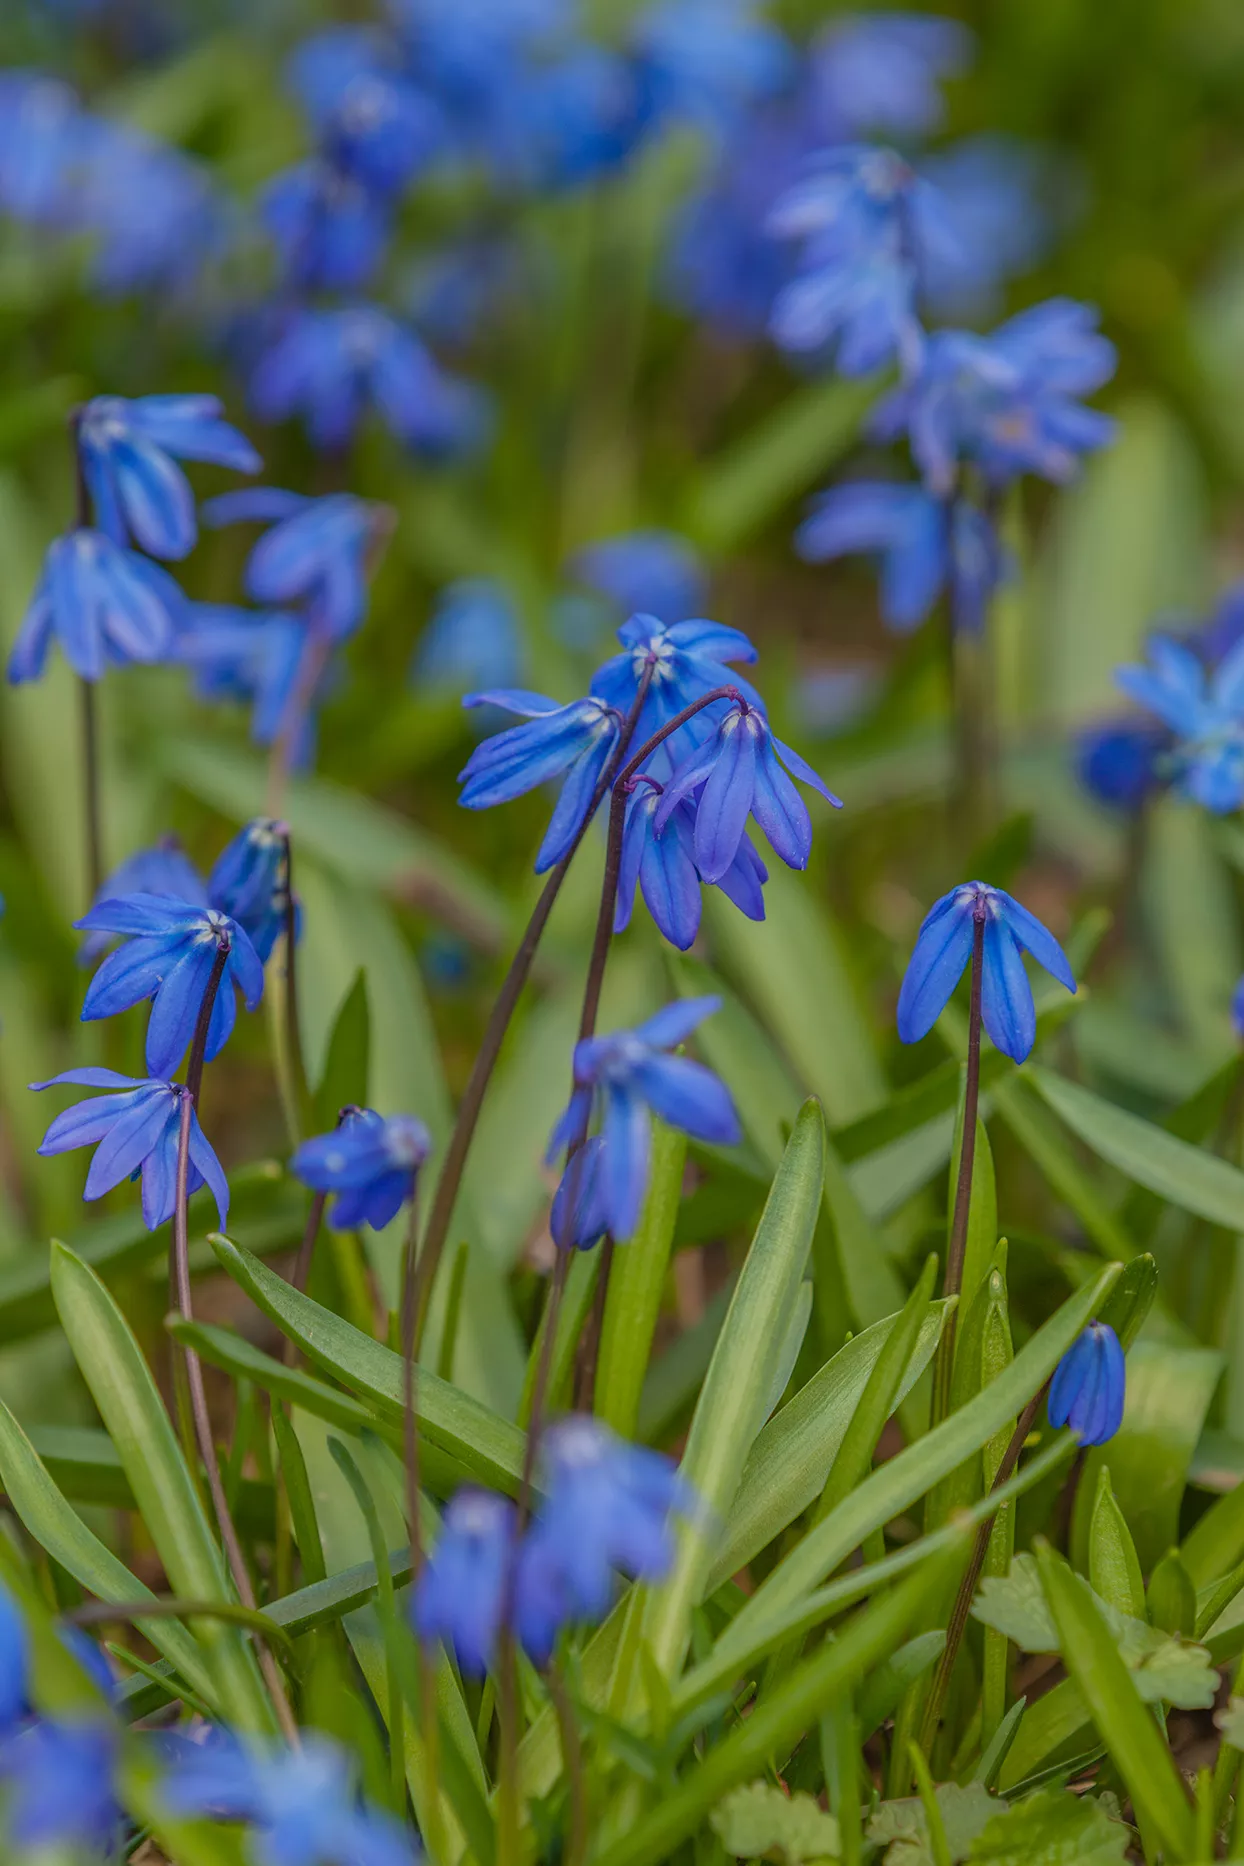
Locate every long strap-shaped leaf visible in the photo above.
<box><xmin>50</xmin><ymin>1242</ymin><xmax>273</xmax><ymax>1733</ymax></box>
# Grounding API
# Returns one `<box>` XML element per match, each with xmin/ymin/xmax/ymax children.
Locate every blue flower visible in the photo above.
<box><xmin>261</xmin><ymin>161</ymin><xmax>391</xmax><ymax>294</ymax></box>
<box><xmin>412</xmin><ymin>579</ymin><xmax>524</xmax><ymax>695</ymax></box>
<box><xmin>0</xmin><ymin>73</ymin><xmax>89</xmax><ymax>226</ymax></box>
<box><xmin>1048</xmin><ymin>1321</ymin><xmax>1125</xmax><ymax>1447</ymax></box>
<box><xmin>634</xmin><ymin>0</ymin><xmax>793</xmax><ymax>140</ymax></box>
<box><xmin>870</xmin><ymin>299</ymin><xmax>1117</xmax><ymax>494</ymax></box>
<box><xmin>806</xmin><ymin>13</ymin><xmax>971</xmax><ymax>140</ymax></box>
<box><xmin>77</xmin><ymin>123</ymin><xmax>228</xmax><ymax>296</ymax></box>
<box><xmin>666</xmin><ymin>125</ymin><xmax>799</xmax><ymax>338</ymax></box>
<box><xmin>548</xmin><ymin>999</ymin><xmax>740</xmax><ymax>1240</ymax></box>
<box><xmin>918</xmin><ymin>136</ymin><xmax>1055</xmax><ymax>320</ymax></box>
<box><xmin>76</xmin><ymin>393</ymin><xmax>259</xmax><ymax>563</ymax></box>
<box><xmin>0</xmin><ymin>1721</ymin><xmax>119</xmax><ymax>1853</ymax></box>
<box><xmin>33</xmin><ymin>1070</ymin><xmax>230</xmax><ymax>1231</ymax></box>
<box><xmin>458</xmin><ymin>691</ymin><xmax>622</xmax><ymax>872</ymax></box>
<box><xmin>161</xmin><ymin>1728</ymin><xmax>414</xmax><ymax>1866</ymax></box>
<box><xmin>288</xmin><ymin>29</ymin><xmax>445</xmax><ymax>195</ymax></box>
<box><xmin>768</xmin><ymin>145</ymin><xmax>958</xmax><ymax>372</ymax></box>
<box><xmin>1075</xmin><ymin>719</ymin><xmax>1170</xmax><ymax>812</ymax></box>
<box><xmin>509</xmin><ymin>45</ymin><xmax>643</xmax><ymax>190</ymax></box>
<box><xmin>75</xmin><ymin>895</ymin><xmax>264</xmax><ymax>1078</ymax></box>
<box><xmin>655</xmin><ymin>699</ymin><xmax>842</xmax><ymax>883</ymax></box>
<box><xmin>79</xmin><ymin>836</ymin><xmax>208</xmax><ymax>965</ymax></box>
<box><xmin>795</xmin><ymin>481</ymin><xmax>1006</xmax><ymax>634</ymax></box>
<box><xmin>247</xmin><ymin>304</ymin><xmax>487</xmax><ymax>458</ymax></box>
<box><xmin>1115</xmin><ymin>634</ymin><xmax>1244</xmax><ymax>813</ymax></box>
<box><xmin>589</xmin><ymin>614</ymin><xmax>761</xmax><ymax>767</ymax></box>
<box><xmin>176</xmin><ymin>605</ymin><xmax>315</xmax><ymax>759</ymax></box>
<box><xmin>205</xmin><ymin>487</ymin><xmax>392</xmax><ymax>645</ymax></box>
<box><xmin>8</xmin><ymin>530</ymin><xmax>178</xmax><ymax>683</ymax></box>
<box><xmin>550</xmin><ymin>1136</ymin><xmax>610</xmax><ymax>1251</ymax></box>
<box><xmin>0</xmin><ymin>1589</ymin><xmax>28</xmax><ymax>1734</ymax></box>
<box><xmin>896</xmin><ymin>880</ymin><xmax>1076</xmax><ymax>1063</ymax></box>
<box><xmin>412</xmin><ymin>1488</ymin><xmax>517</xmax><ymax>1677</ymax></box>
<box><xmin>291</xmin><ymin>1107</ymin><xmax>431</xmax><ymax>1231</ymax></box>
<box><xmin>1233</xmin><ymin>976</ymin><xmax>1244</xmax><ymax>1043</ymax></box>
<box><xmin>207</xmin><ymin>819</ymin><xmax>294</xmax><ymax>964</ymax></box>
<box><xmin>569</xmin><ymin>532</ymin><xmax>708</xmax><ymax>626</ymax></box>
<box><xmin>616</xmin><ymin>781</ymin><xmax>767</xmax><ymax>950</ymax></box>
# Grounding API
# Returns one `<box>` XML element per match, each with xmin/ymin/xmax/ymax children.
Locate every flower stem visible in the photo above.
<box><xmin>266</xmin><ymin>628</ymin><xmax>331</xmax><ymax>819</ymax></box>
<box><xmin>399</xmin><ymin>1193</ymin><xmax>445</xmax><ymax>1866</ymax></box>
<box><xmin>549</xmin><ymin>1662</ymin><xmax>589</xmax><ymax>1866</ymax></box>
<box><xmin>931</xmin><ymin>911</ymin><xmax>986</xmax><ymax>1427</ymax></box>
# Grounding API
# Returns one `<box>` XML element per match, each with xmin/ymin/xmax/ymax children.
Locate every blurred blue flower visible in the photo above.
<box><xmin>666</xmin><ymin>119</ymin><xmax>800</xmax><ymax>336</ymax></box>
<box><xmin>205</xmin><ymin>487</ymin><xmax>392</xmax><ymax>644</ymax></box>
<box><xmin>288</xmin><ymin>28</ymin><xmax>445</xmax><ymax>195</ymax></box>
<box><xmin>590</xmin><ymin>614</ymin><xmax>760</xmax><ymax>768</ymax></box>
<box><xmin>919</xmin><ymin>137</ymin><xmax>1056</xmax><ymax>319</ymax></box>
<box><xmin>291</xmin><ymin>1106</ymin><xmax>431</xmax><ymax>1230</ymax></box>
<box><xmin>1115</xmin><ymin>634</ymin><xmax>1244</xmax><ymax>813</ymax></box>
<box><xmin>570</xmin><ymin>532</ymin><xmax>708</xmax><ymax>625</ymax></box>
<box><xmin>550</xmin><ymin>1136</ymin><xmax>610</xmax><ymax>1250</ymax></box>
<box><xmin>78</xmin><ymin>123</ymin><xmax>228</xmax><ymax>295</ymax></box>
<box><xmin>806</xmin><ymin>12</ymin><xmax>971</xmax><ymax>141</ymax></box>
<box><xmin>76</xmin><ymin>895</ymin><xmax>264</xmax><ymax>1078</ymax></box>
<box><xmin>406</xmin><ymin>237</ymin><xmax>527</xmax><ymax>348</ymax></box>
<box><xmin>248</xmin><ymin>304</ymin><xmax>487</xmax><ymax>458</ymax></box>
<box><xmin>0</xmin><ymin>1720</ymin><xmax>119</xmax><ymax>1853</ymax></box>
<box><xmin>261</xmin><ymin>162</ymin><xmax>391</xmax><ymax>293</ymax></box>
<box><xmin>79</xmin><ymin>836</ymin><xmax>208</xmax><ymax>965</ymax></box>
<box><xmin>1233</xmin><ymin>976</ymin><xmax>1244</xmax><ymax>1043</ymax></box>
<box><xmin>1075</xmin><ymin>719</ymin><xmax>1170</xmax><ymax>812</ymax></box>
<box><xmin>768</xmin><ymin>145</ymin><xmax>958</xmax><ymax>371</ymax></box>
<box><xmin>547</xmin><ymin>998</ymin><xmax>740</xmax><ymax>1240</ymax></box>
<box><xmin>207</xmin><ymin>818</ymin><xmax>293</xmax><ymax>964</ymax></box>
<box><xmin>413</xmin><ymin>579</ymin><xmax>524</xmax><ymax>695</ymax></box>
<box><xmin>634</xmin><ymin>0</ymin><xmax>793</xmax><ymax>139</ymax></box>
<box><xmin>871</xmin><ymin>298</ymin><xmax>1117</xmax><ymax>494</ymax></box>
<box><xmin>615</xmin><ymin>781</ymin><xmax>768</xmax><ymax>950</ymax></box>
<box><xmin>162</xmin><ymin>1729</ymin><xmax>415</xmax><ymax>1866</ymax></box>
<box><xmin>8</xmin><ymin>530</ymin><xmax>178</xmax><ymax>684</ymax></box>
<box><xmin>896</xmin><ymin>880</ymin><xmax>1075</xmax><ymax>1063</ymax></box>
<box><xmin>1048</xmin><ymin>1321</ymin><xmax>1125</xmax><ymax>1446</ymax></box>
<box><xmin>32</xmin><ymin>1069</ymin><xmax>229</xmax><ymax>1230</ymax></box>
<box><xmin>512</xmin><ymin>45</ymin><xmax>643</xmax><ymax>189</ymax></box>
<box><xmin>0</xmin><ymin>1590</ymin><xmax>28</xmax><ymax>1734</ymax></box>
<box><xmin>176</xmin><ymin>605</ymin><xmax>315</xmax><ymax>760</ymax></box>
<box><xmin>412</xmin><ymin>1488</ymin><xmax>517</xmax><ymax>1676</ymax></box>
<box><xmin>1191</xmin><ymin>581</ymin><xmax>1244</xmax><ymax>666</ymax></box>
<box><xmin>77</xmin><ymin>393</ymin><xmax>259</xmax><ymax>563</ymax></box>
<box><xmin>656</xmin><ymin>698</ymin><xmax>841</xmax><ymax>882</ymax></box>
<box><xmin>795</xmin><ymin>481</ymin><xmax>1006</xmax><ymax>634</ymax></box>
<box><xmin>0</xmin><ymin>73</ymin><xmax>88</xmax><ymax>225</ymax></box>
<box><xmin>459</xmin><ymin>690</ymin><xmax>622</xmax><ymax>872</ymax></box>
<box><xmin>389</xmin><ymin>0</ymin><xmax>566</xmax><ymax>112</ymax></box>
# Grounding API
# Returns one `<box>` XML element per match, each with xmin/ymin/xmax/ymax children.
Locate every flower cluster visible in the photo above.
<box><xmin>414</xmin><ymin>1415</ymin><xmax>696</xmax><ymax>1672</ymax></box>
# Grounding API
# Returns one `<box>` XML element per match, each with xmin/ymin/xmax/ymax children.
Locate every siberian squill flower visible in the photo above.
<box><xmin>76</xmin><ymin>896</ymin><xmax>264</xmax><ymax>1078</ymax></box>
<box><xmin>589</xmin><ymin>613</ymin><xmax>762</xmax><ymax>765</ymax></box>
<box><xmin>615</xmin><ymin>782</ymin><xmax>767</xmax><ymax>950</ymax></box>
<box><xmin>79</xmin><ymin>835</ymin><xmax>208</xmax><ymax>964</ymax></box>
<box><xmin>1233</xmin><ymin>976</ymin><xmax>1244</xmax><ymax>1044</ymax></box>
<box><xmin>32</xmin><ymin>1070</ymin><xmax>229</xmax><ymax>1230</ymax></box>
<box><xmin>458</xmin><ymin>691</ymin><xmax>622</xmax><ymax>872</ymax></box>
<box><xmin>8</xmin><ymin>530</ymin><xmax>179</xmax><ymax>684</ymax></box>
<box><xmin>261</xmin><ymin>161</ymin><xmax>391</xmax><ymax>294</ymax></box>
<box><xmin>806</xmin><ymin>13</ymin><xmax>971</xmax><ymax>141</ymax></box>
<box><xmin>0</xmin><ymin>1721</ymin><xmax>120</xmax><ymax>1854</ymax></box>
<box><xmin>413</xmin><ymin>579</ymin><xmax>523</xmax><ymax>695</ymax></box>
<box><xmin>896</xmin><ymin>880</ymin><xmax>1076</xmax><ymax>1063</ymax></box>
<box><xmin>1114</xmin><ymin>633</ymin><xmax>1244</xmax><ymax>813</ymax></box>
<box><xmin>0</xmin><ymin>1589</ymin><xmax>27</xmax><ymax>1733</ymax></box>
<box><xmin>288</xmin><ymin>28</ymin><xmax>445</xmax><ymax>196</ymax></box>
<box><xmin>412</xmin><ymin>1489</ymin><xmax>519</xmax><ymax>1677</ymax></box>
<box><xmin>208</xmin><ymin>819</ymin><xmax>294</xmax><ymax>964</ymax></box>
<box><xmin>291</xmin><ymin>1107</ymin><xmax>431</xmax><ymax>1230</ymax></box>
<box><xmin>656</xmin><ymin>698</ymin><xmax>842</xmax><ymax>882</ymax></box>
<box><xmin>796</xmin><ymin>481</ymin><xmax>1006</xmax><ymax>634</ymax></box>
<box><xmin>550</xmin><ymin>1137</ymin><xmax>609</xmax><ymax>1250</ymax></box>
<box><xmin>176</xmin><ymin>606</ymin><xmax>313</xmax><ymax>759</ymax></box>
<box><xmin>1048</xmin><ymin>1322</ymin><xmax>1125</xmax><ymax>1446</ymax></box>
<box><xmin>0</xmin><ymin>73</ymin><xmax>87</xmax><ymax>226</ymax></box>
<box><xmin>161</xmin><ymin>1729</ymin><xmax>415</xmax><ymax>1866</ymax></box>
<box><xmin>548</xmin><ymin>998</ymin><xmax>740</xmax><ymax>1240</ymax></box>
<box><xmin>76</xmin><ymin>394</ymin><xmax>260</xmax><ymax>562</ymax></box>
<box><xmin>77</xmin><ymin>123</ymin><xmax>227</xmax><ymax>297</ymax></box>
<box><xmin>569</xmin><ymin>531</ymin><xmax>708</xmax><ymax>626</ymax></box>
<box><xmin>1075</xmin><ymin>719</ymin><xmax>1170</xmax><ymax>813</ymax></box>
<box><xmin>205</xmin><ymin>487</ymin><xmax>393</xmax><ymax>644</ymax></box>
<box><xmin>634</xmin><ymin>0</ymin><xmax>793</xmax><ymax>139</ymax></box>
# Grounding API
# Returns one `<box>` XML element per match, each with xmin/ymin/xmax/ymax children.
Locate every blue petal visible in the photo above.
<box><xmin>638</xmin><ymin>809</ymin><xmax>702</xmax><ymax>949</ymax></box>
<box><xmin>82</xmin><ymin>935</ymin><xmax>178</xmax><ymax>1021</ymax></box>
<box><xmin>39</xmin><ymin>1090</ymin><xmax>145</xmax><ymax>1157</ymax></box>
<box><xmin>187</xmin><ymin>1111</ymin><xmax>230</xmax><ymax>1228</ymax></box>
<box><xmin>601</xmin><ymin>1083</ymin><xmax>651</xmax><ymax>1242</ymax></box>
<box><xmin>992</xmin><ymin>889</ymin><xmax>1076</xmax><ymax>994</ymax></box>
<box><xmin>749</xmin><ymin>732</ymin><xmax>813</xmax><ymax>870</ymax></box>
<box><xmin>980</xmin><ymin>918</ymin><xmax>1036</xmax><ymax>1062</ymax></box>
<box><xmin>693</xmin><ymin>713</ymin><xmax>756</xmax><ymax>883</ymax></box>
<box><xmin>632</xmin><ymin>1054</ymin><xmax>741</xmax><ymax>1146</ymax></box>
<box><xmin>145</xmin><ymin>941</ymin><xmax>216</xmax><ymax>1077</ymax></box>
<box><xmin>896</xmin><ymin>892</ymin><xmax>974</xmax><ymax>1043</ymax></box>
<box><xmin>111</xmin><ymin>434</ymin><xmax>197</xmax><ymax>560</ymax></box>
<box><xmin>632</xmin><ymin>997</ymin><xmax>721</xmax><ymax>1049</ymax></box>
<box><xmin>82</xmin><ymin>1089</ymin><xmax>174</xmax><ymax>1200</ymax></box>
<box><xmin>535</xmin><ymin>728</ymin><xmax>615</xmax><ymax>872</ymax></box>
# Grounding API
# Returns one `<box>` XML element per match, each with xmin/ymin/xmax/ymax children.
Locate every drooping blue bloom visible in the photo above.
<box><xmin>207</xmin><ymin>819</ymin><xmax>293</xmax><ymax>964</ymax></box>
<box><xmin>413</xmin><ymin>580</ymin><xmax>524</xmax><ymax>695</ymax></box>
<box><xmin>665</xmin><ymin>118</ymin><xmax>800</xmax><ymax>337</ymax></box>
<box><xmin>508</xmin><ymin>45</ymin><xmax>643</xmax><ymax>190</ymax></box>
<box><xmin>896</xmin><ymin>880</ymin><xmax>1076</xmax><ymax>1063</ymax></box>
<box><xmin>633</xmin><ymin>0</ymin><xmax>793</xmax><ymax>140</ymax></box>
<box><xmin>8</xmin><ymin>529</ymin><xmax>179</xmax><ymax>684</ymax></box>
<box><xmin>1115</xmin><ymin>634</ymin><xmax>1244</xmax><ymax>813</ymax></box>
<box><xmin>1075</xmin><ymin>719</ymin><xmax>1170</xmax><ymax>812</ymax></box>
<box><xmin>519</xmin><ymin>1417</ymin><xmax>695</xmax><ymax>1652</ymax></box>
<box><xmin>405</xmin><ymin>237</ymin><xmax>527</xmax><ymax>348</ymax></box>
<box><xmin>79</xmin><ymin>836</ymin><xmax>208</xmax><ymax>965</ymax></box>
<box><xmin>75</xmin><ymin>895</ymin><xmax>265</xmax><ymax>1078</ymax></box>
<box><xmin>570</xmin><ymin>533</ymin><xmax>708</xmax><ymax>627</ymax></box>
<box><xmin>77</xmin><ymin>122</ymin><xmax>228</xmax><ymax>296</ymax></box>
<box><xmin>870</xmin><ymin>298</ymin><xmax>1117</xmax><ymax>494</ymax></box>
<box><xmin>288</xmin><ymin>28</ymin><xmax>445</xmax><ymax>196</ymax></box>
<box><xmin>205</xmin><ymin>487</ymin><xmax>392</xmax><ymax>645</ymax></box>
<box><xmin>0</xmin><ymin>1589</ymin><xmax>28</xmax><ymax>1734</ymax></box>
<box><xmin>412</xmin><ymin>1488</ymin><xmax>518</xmax><ymax>1677</ymax></box>
<box><xmin>0</xmin><ymin>73</ymin><xmax>89</xmax><ymax>226</ymax></box>
<box><xmin>589</xmin><ymin>614</ymin><xmax>761</xmax><ymax>766</ymax></box>
<box><xmin>615</xmin><ymin>781</ymin><xmax>767</xmax><ymax>950</ymax></box>
<box><xmin>458</xmin><ymin>691</ymin><xmax>622</xmax><ymax>872</ymax></box>
<box><xmin>176</xmin><ymin>605</ymin><xmax>315</xmax><ymax>759</ymax></box>
<box><xmin>550</xmin><ymin>1137</ymin><xmax>610</xmax><ymax>1250</ymax></box>
<box><xmin>161</xmin><ymin>1729</ymin><xmax>415</xmax><ymax>1866</ymax></box>
<box><xmin>547</xmin><ymin>999</ymin><xmax>740</xmax><ymax>1241</ymax></box>
<box><xmin>247</xmin><ymin>304</ymin><xmax>487</xmax><ymax>458</ymax></box>
<box><xmin>0</xmin><ymin>1720</ymin><xmax>120</xmax><ymax>1853</ymax></box>
<box><xmin>1191</xmin><ymin>581</ymin><xmax>1244</xmax><ymax>667</ymax></box>
<box><xmin>261</xmin><ymin>162</ymin><xmax>392</xmax><ymax>294</ymax></box>
<box><xmin>768</xmin><ymin>145</ymin><xmax>959</xmax><ymax>372</ymax></box>
<box><xmin>795</xmin><ymin>481</ymin><xmax>1006</xmax><ymax>634</ymax></box>
<box><xmin>806</xmin><ymin>13</ymin><xmax>971</xmax><ymax>141</ymax></box>
<box><xmin>76</xmin><ymin>393</ymin><xmax>260</xmax><ymax>562</ymax></box>
<box><xmin>1048</xmin><ymin>1321</ymin><xmax>1125</xmax><ymax>1447</ymax></box>
<box><xmin>291</xmin><ymin>1107</ymin><xmax>431</xmax><ymax>1231</ymax></box>
<box><xmin>32</xmin><ymin>1069</ymin><xmax>229</xmax><ymax>1231</ymax></box>
<box><xmin>656</xmin><ymin>699</ymin><xmax>842</xmax><ymax>883</ymax></box>
<box><xmin>918</xmin><ymin>136</ymin><xmax>1056</xmax><ymax>320</ymax></box>
<box><xmin>388</xmin><ymin>0</ymin><xmax>566</xmax><ymax>112</ymax></box>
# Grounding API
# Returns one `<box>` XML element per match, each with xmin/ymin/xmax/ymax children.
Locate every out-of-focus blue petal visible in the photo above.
<box><xmin>601</xmin><ymin>1081</ymin><xmax>652</xmax><ymax>1241</ymax></box>
<box><xmin>631</xmin><ymin>1054</ymin><xmax>741</xmax><ymax>1145</ymax></box>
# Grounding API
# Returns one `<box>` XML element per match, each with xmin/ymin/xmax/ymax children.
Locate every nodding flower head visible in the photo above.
<box><xmin>458</xmin><ymin>690</ymin><xmax>622</xmax><ymax>872</ymax></box>
<box><xmin>1048</xmin><ymin>1321</ymin><xmax>1125</xmax><ymax>1446</ymax></box>
<box><xmin>291</xmin><ymin>1106</ymin><xmax>432</xmax><ymax>1231</ymax></box>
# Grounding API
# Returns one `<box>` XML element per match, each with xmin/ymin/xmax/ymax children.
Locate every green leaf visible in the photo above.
<box><xmin>867</xmin><ymin>1783</ymin><xmax>999</xmax><ymax>1866</ymax></box>
<box><xmin>208</xmin><ymin>1233</ymin><xmax>527</xmax><ymax>1495</ymax></box>
<box><xmin>711</xmin><ymin>1782</ymin><xmax>841</xmax><ymax>1865</ymax></box>
<box><xmin>596</xmin><ymin>1118</ymin><xmax>686</xmax><ymax>1439</ymax></box>
<box><xmin>1146</xmin><ymin>1548</ymin><xmax>1196</xmax><ymax>1638</ymax></box>
<box><xmin>1088</xmin><ymin>1468</ymin><xmax>1145</xmax><ymax>1620</ymax></box>
<box><xmin>49</xmin><ymin>1242</ymin><xmax>272</xmax><ymax>1733</ymax></box>
<box><xmin>819</xmin><ymin>1132</ymin><xmax>907</xmax><ymax>1334</ymax></box>
<box><xmin>1094</xmin><ymin>1254</ymin><xmax>1158</xmax><ymax>1351</ymax></box>
<box><xmin>1035</xmin><ymin>1542</ymin><xmax>1196</xmax><ymax>1861</ymax></box>
<box><xmin>25</xmin><ymin>1422</ymin><xmax>271</xmax><ymax>1536</ymax></box>
<box><xmin>990</xmin><ymin>1080</ymin><xmax>1136</xmax><ymax>1261</ymax></box>
<box><xmin>314</xmin><ymin>968</ymin><xmax>370</xmax><ymax>1128</ymax></box>
<box><xmin>635</xmin><ymin>1100</ymin><xmax>825</xmax><ymax>1686</ymax></box>
<box><xmin>1181</xmin><ymin>1439</ymin><xmax>1244</xmax><ymax>1589</ymax></box>
<box><xmin>967</xmin><ymin>1787</ymin><xmax>1129</xmax><ymax>1864</ymax></box>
